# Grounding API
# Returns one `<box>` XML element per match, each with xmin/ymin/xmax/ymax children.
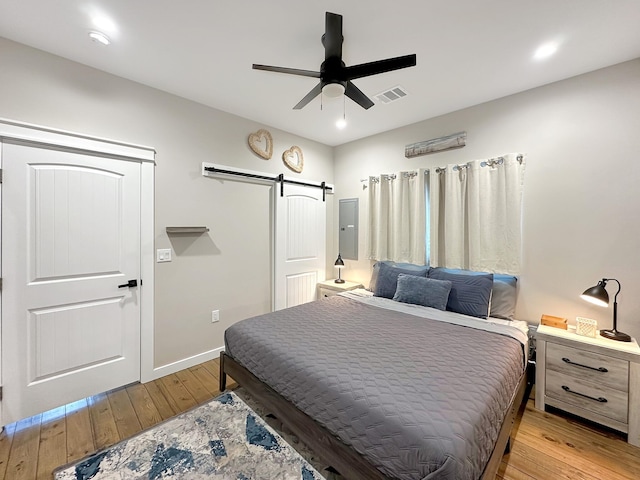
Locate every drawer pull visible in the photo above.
<box><xmin>562</xmin><ymin>357</ymin><xmax>608</xmax><ymax>373</ymax></box>
<box><xmin>561</xmin><ymin>385</ymin><xmax>607</xmax><ymax>403</ymax></box>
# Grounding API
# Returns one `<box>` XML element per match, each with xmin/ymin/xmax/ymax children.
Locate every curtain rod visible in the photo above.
<box><xmin>361</xmin><ymin>154</ymin><xmax>525</xmax><ymax>182</ymax></box>
<box><xmin>435</xmin><ymin>154</ymin><xmax>524</xmax><ymax>173</ymax></box>
<box><xmin>204</xmin><ymin>165</ymin><xmax>333</xmax><ymax>201</ymax></box>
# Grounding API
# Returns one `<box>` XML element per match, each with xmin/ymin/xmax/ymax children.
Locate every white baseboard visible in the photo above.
<box><xmin>141</xmin><ymin>345</ymin><xmax>225</xmax><ymax>383</ymax></box>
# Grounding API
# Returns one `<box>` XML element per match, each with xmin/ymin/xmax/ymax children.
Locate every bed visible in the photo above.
<box><xmin>220</xmin><ymin>268</ymin><xmax>529</xmax><ymax>480</ymax></box>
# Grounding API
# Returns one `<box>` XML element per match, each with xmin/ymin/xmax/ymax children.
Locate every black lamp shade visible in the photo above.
<box><xmin>580</xmin><ymin>278</ymin><xmax>631</xmax><ymax>342</ymax></box>
<box><xmin>580</xmin><ymin>281</ymin><xmax>609</xmax><ymax>307</ymax></box>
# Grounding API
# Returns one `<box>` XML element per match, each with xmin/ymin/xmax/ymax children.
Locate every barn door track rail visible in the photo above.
<box><xmin>202</xmin><ymin>163</ymin><xmax>334</xmax><ymax>201</ymax></box>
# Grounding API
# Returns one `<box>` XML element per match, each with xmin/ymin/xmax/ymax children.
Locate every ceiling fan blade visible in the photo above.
<box><xmin>293</xmin><ymin>83</ymin><xmax>323</xmax><ymax>110</ymax></box>
<box><xmin>323</xmin><ymin>12</ymin><xmax>343</xmax><ymax>59</ymax></box>
<box><xmin>345</xmin><ymin>81</ymin><xmax>374</xmax><ymax>110</ymax></box>
<box><xmin>253</xmin><ymin>64</ymin><xmax>321</xmax><ymax>78</ymax></box>
<box><xmin>345</xmin><ymin>54</ymin><xmax>417</xmax><ymax>80</ymax></box>
<box><xmin>255</xmin><ymin>12</ymin><xmax>415</xmax><ymax>111</ymax></box>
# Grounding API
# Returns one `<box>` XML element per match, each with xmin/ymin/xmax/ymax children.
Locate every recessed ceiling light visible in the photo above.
<box><xmin>89</xmin><ymin>31</ymin><xmax>111</xmax><ymax>46</ymax></box>
<box><xmin>336</xmin><ymin>118</ymin><xmax>347</xmax><ymax>129</ymax></box>
<box><xmin>534</xmin><ymin>42</ymin><xmax>558</xmax><ymax>60</ymax></box>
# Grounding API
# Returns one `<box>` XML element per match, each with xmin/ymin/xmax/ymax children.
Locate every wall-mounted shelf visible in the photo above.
<box><xmin>166</xmin><ymin>227</ymin><xmax>209</xmax><ymax>234</ymax></box>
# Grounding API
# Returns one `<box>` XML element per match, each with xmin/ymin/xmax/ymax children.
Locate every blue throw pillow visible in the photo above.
<box><xmin>429</xmin><ymin>267</ymin><xmax>517</xmax><ymax>319</ymax></box>
<box><xmin>368</xmin><ymin>261</ymin><xmax>430</xmax><ymax>292</ymax></box>
<box><xmin>373</xmin><ymin>262</ymin><xmax>429</xmax><ymax>299</ymax></box>
<box><xmin>393</xmin><ymin>274</ymin><xmax>452</xmax><ymax>310</ymax></box>
<box><xmin>428</xmin><ymin>269</ymin><xmax>493</xmax><ymax>318</ymax></box>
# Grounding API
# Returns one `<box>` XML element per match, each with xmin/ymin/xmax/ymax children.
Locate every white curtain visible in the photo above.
<box><xmin>429</xmin><ymin>153</ymin><xmax>526</xmax><ymax>274</ymax></box>
<box><xmin>368</xmin><ymin>170</ymin><xmax>426</xmax><ymax>264</ymax></box>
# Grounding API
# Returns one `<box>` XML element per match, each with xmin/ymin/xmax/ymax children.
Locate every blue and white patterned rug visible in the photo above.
<box><xmin>54</xmin><ymin>392</ymin><xmax>325</xmax><ymax>480</ymax></box>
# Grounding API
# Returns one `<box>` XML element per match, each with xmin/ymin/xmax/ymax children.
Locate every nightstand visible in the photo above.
<box><xmin>316</xmin><ymin>279</ymin><xmax>364</xmax><ymax>298</ymax></box>
<box><xmin>535</xmin><ymin>324</ymin><xmax>640</xmax><ymax>446</ymax></box>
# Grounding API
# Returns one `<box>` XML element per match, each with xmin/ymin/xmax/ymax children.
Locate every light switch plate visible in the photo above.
<box><xmin>156</xmin><ymin>248</ymin><xmax>172</xmax><ymax>262</ymax></box>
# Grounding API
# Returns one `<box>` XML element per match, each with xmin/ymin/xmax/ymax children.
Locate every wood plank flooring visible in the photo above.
<box><xmin>1</xmin><ymin>358</ymin><xmax>638</xmax><ymax>479</ymax></box>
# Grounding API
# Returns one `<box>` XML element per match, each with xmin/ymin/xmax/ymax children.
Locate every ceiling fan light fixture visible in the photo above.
<box><xmin>322</xmin><ymin>83</ymin><xmax>345</xmax><ymax>98</ymax></box>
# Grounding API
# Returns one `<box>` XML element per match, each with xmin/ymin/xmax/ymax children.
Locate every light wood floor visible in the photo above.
<box><xmin>1</xmin><ymin>358</ymin><xmax>638</xmax><ymax>479</ymax></box>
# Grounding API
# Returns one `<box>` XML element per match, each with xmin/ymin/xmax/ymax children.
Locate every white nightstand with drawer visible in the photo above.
<box><xmin>535</xmin><ymin>324</ymin><xmax>640</xmax><ymax>446</ymax></box>
<box><xmin>316</xmin><ymin>279</ymin><xmax>363</xmax><ymax>298</ymax></box>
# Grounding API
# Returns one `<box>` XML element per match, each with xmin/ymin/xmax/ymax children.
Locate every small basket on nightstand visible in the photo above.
<box><xmin>575</xmin><ymin>316</ymin><xmax>597</xmax><ymax>338</ymax></box>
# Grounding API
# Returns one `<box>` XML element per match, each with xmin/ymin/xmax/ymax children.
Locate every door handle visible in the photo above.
<box><xmin>118</xmin><ymin>279</ymin><xmax>138</xmax><ymax>288</ymax></box>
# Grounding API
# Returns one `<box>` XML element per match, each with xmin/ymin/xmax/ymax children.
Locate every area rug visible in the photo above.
<box><xmin>54</xmin><ymin>391</ymin><xmax>325</xmax><ymax>480</ymax></box>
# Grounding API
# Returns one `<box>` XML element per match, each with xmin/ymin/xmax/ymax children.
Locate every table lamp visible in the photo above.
<box><xmin>580</xmin><ymin>278</ymin><xmax>631</xmax><ymax>342</ymax></box>
<box><xmin>334</xmin><ymin>253</ymin><xmax>345</xmax><ymax>284</ymax></box>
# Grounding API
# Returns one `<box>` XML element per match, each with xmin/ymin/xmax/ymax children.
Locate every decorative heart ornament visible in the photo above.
<box><xmin>248</xmin><ymin>129</ymin><xmax>273</xmax><ymax>160</ymax></box>
<box><xmin>282</xmin><ymin>146</ymin><xmax>304</xmax><ymax>173</ymax></box>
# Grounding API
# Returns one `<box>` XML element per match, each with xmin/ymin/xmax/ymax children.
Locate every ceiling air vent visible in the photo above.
<box><xmin>374</xmin><ymin>85</ymin><xmax>408</xmax><ymax>104</ymax></box>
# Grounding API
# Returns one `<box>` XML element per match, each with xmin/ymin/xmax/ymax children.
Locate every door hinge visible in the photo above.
<box><xmin>0</xmin><ymin>386</ymin><xmax>3</xmax><ymax>401</ymax></box>
<box><xmin>0</xmin><ymin>168</ymin><xmax>3</xmax><ymax>183</ymax></box>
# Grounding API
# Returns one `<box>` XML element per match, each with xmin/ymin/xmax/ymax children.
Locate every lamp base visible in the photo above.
<box><xmin>334</xmin><ymin>278</ymin><xmax>345</xmax><ymax>284</ymax></box>
<box><xmin>600</xmin><ymin>329</ymin><xmax>632</xmax><ymax>342</ymax></box>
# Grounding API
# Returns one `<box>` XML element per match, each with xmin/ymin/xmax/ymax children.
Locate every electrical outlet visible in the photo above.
<box><xmin>211</xmin><ymin>310</ymin><xmax>220</xmax><ymax>323</ymax></box>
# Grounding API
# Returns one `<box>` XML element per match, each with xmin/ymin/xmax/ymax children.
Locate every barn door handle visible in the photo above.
<box><xmin>118</xmin><ymin>279</ymin><xmax>138</xmax><ymax>288</ymax></box>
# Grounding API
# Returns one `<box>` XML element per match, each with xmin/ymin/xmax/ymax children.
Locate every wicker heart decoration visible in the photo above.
<box><xmin>248</xmin><ymin>129</ymin><xmax>273</xmax><ymax>160</ymax></box>
<box><xmin>282</xmin><ymin>146</ymin><xmax>304</xmax><ymax>173</ymax></box>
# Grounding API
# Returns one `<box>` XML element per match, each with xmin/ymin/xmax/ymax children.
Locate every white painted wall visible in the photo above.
<box><xmin>333</xmin><ymin>59</ymin><xmax>640</xmax><ymax>341</ymax></box>
<box><xmin>0</xmin><ymin>37</ymin><xmax>335</xmax><ymax>370</ymax></box>
<box><xmin>2</xmin><ymin>34</ymin><xmax>638</xmax><ymax>369</ymax></box>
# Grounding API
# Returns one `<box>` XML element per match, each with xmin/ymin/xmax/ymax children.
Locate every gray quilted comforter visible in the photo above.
<box><xmin>224</xmin><ymin>295</ymin><xmax>525</xmax><ymax>480</ymax></box>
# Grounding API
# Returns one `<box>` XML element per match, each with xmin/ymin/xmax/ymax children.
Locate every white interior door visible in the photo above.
<box><xmin>274</xmin><ymin>184</ymin><xmax>326</xmax><ymax>311</ymax></box>
<box><xmin>2</xmin><ymin>140</ymin><xmax>142</xmax><ymax>425</ymax></box>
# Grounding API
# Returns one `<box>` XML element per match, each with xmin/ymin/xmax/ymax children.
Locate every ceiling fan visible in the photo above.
<box><xmin>252</xmin><ymin>12</ymin><xmax>417</xmax><ymax>110</ymax></box>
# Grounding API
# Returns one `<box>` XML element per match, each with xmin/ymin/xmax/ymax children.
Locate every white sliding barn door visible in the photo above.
<box><xmin>274</xmin><ymin>184</ymin><xmax>326</xmax><ymax>311</ymax></box>
<box><xmin>1</xmin><ymin>140</ymin><xmax>142</xmax><ymax>425</ymax></box>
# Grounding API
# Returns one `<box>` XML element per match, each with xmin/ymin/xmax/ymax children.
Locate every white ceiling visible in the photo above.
<box><xmin>1</xmin><ymin>0</ymin><xmax>640</xmax><ymax>146</ymax></box>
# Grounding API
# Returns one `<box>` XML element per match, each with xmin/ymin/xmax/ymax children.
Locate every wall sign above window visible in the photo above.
<box><xmin>405</xmin><ymin>131</ymin><xmax>466</xmax><ymax>158</ymax></box>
